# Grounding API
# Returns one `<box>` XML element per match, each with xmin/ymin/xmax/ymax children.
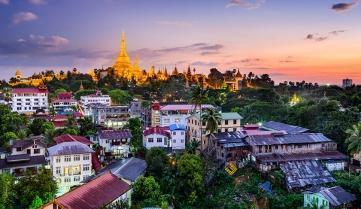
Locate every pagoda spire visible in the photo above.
<box><xmin>120</xmin><ymin>32</ymin><xmax>128</xmax><ymax>57</ymax></box>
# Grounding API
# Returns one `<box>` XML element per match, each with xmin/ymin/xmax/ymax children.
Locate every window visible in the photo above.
<box><xmin>83</xmin><ymin>154</ymin><xmax>90</xmax><ymax>161</ymax></box>
<box><xmin>16</xmin><ymin>147</ymin><xmax>22</xmax><ymax>152</ymax></box>
<box><xmin>297</xmin><ymin>145</ymin><xmax>302</xmax><ymax>148</ymax></box>
<box><xmin>55</xmin><ymin>167</ymin><xmax>61</xmax><ymax>175</ymax></box>
<box><xmin>83</xmin><ymin>175</ymin><xmax>89</xmax><ymax>180</ymax></box>
<box><xmin>64</xmin><ymin>155</ymin><xmax>71</xmax><ymax>162</ymax></box>
<box><xmin>83</xmin><ymin>164</ymin><xmax>90</xmax><ymax>172</ymax></box>
<box><xmin>27</xmin><ymin>149</ymin><xmax>31</xmax><ymax>154</ymax></box>
<box><xmin>225</xmin><ymin>128</ymin><xmax>228</xmax><ymax>132</ymax></box>
<box><xmin>64</xmin><ymin>177</ymin><xmax>71</xmax><ymax>183</ymax></box>
<box><xmin>225</xmin><ymin>120</ymin><xmax>229</xmax><ymax>125</ymax></box>
<box><xmin>173</xmin><ymin>139</ymin><xmax>176</xmax><ymax>143</ymax></box>
<box><xmin>157</xmin><ymin>138</ymin><xmax>162</xmax><ymax>143</ymax></box>
<box><xmin>74</xmin><ymin>176</ymin><xmax>80</xmax><ymax>182</ymax></box>
<box><xmin>74</xmin><ymin>155</ymin><xmax>80</xmax><ymax>161</ymax></box>
<box><xmin>181</xmin><ymin>139</ymin><xmax>184</xmax><ymax>143</ymax></box>
<box><xmin>233</xmin><ymin>119</ymin><xmax>237</xmax><ymax>124</ymax></box>
<box><xmin>56</xmin><ymin>156</ymin><xmax>61</xmax><ymax>163</ymax></box>
<box><xmin>148</xmin><ymin>138</ymin><xmax>154</xmax><ymax>143</ymax></box>
<box><xmin>181</xmin><ymin>131</ymin><xmax>184</xmax><ymax>135</ymax></box>
<box><xmin>275</xmin><ymin>145</ymin><xmax>278</xmax><ymax>150</ymax></box>
<box><xmin>34</xmin><ymin>149</ymin><xmax>40</xmax><ymax>154</ymax></box>
<box><xmin>173</xmin><ymin>132</ymin><xmax>176</xmax><ymax>135</ymax></box>
<box><xmin>164</xmin><ymin>138</ymin><xmax>168</xmax><ymax>146</ymax></box>
<box><xmin>233</xmin><ymin>128</ymin><xmax>237</xmax><ymax>132</ymax></box>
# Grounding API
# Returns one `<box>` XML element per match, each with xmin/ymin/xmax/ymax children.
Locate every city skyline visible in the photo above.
<box><xmin>1</xmin><ymin>0</ymin><xmax>361</xmax><ymax>84</ymax></box>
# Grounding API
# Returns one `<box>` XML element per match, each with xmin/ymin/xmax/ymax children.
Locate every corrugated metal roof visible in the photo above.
<box><xmin>262</xmin><ymin>121</ymin><xmax>309</xmax><ymax>134</ymax></box>
<box><xmin>319</xmin><ymin>186</ymin><xmax>356</xmax><ymax>206</ymax></box>
<box><xmin>211</xmin><ymin>131</ymin><xmax>249</xmax><ymax>147</ymax></box>
<box><xmin>220</xmin><ymin>112</ymin><xmax>243</xmax><ymax>120</ymax></box>
<box><xmin>280</xmin><ymin>160</ymin><xmax>335</xmax><ymax>190</ymax></box>
<box><xmin>48</xmin><ymin>142</ymin><xmax>94</xmax><ymax>156</ymax></box>
<box><xmin>255</xmin><ymin>151</ymin><xmax>348</xmax><ymax>163</ymax></box>
<box><xmin>247</xmin><ymin>133</ymin><xmax>332</xmax><ymax>146</ymax></box>
<box><xmin>98</xmin><ymin>130</ymin><xmax>132</xmax><ymax>140</ymax></box>
<box><xmin>169</xmin><ymin>124</ymin><xmax>186</xmax><ymax>131</ymax></box>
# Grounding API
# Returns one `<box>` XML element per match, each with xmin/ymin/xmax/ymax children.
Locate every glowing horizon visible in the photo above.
<box><xmin>0</xmin><ymin>0</ymin><xmax>360</xmax><ymax>85</ymax></box>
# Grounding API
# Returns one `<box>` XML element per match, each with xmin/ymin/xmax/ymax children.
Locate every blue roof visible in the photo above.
<box><xmin>169</xmin><ymin>124</ymin><xmax>186</xmax><ymax>131</ymax></box>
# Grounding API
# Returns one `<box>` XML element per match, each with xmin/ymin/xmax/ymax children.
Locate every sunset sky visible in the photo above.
<box><xmin>0</xmin><ymin>0</ymin><xmax>360</xmax><ymax>84</ymax></box>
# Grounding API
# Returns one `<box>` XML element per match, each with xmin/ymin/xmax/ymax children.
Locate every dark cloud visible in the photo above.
<box><xmin>130</xmin><ymin>42</ymin><xmax>223</xmax><ymax>58</ymax></box>
<box><xmin>332</xmin><ymin>1</ymin><xmax>360</xmax><ymax>12</ymax></box>
<box><xmin>305</xmin><ymin>30</ymin><xmax>346</xmax><ymax>42</ymax></box>
<box><xmin>191</xmin><ymin>61</ymin><xmax>218</xmax><ymax>67</ymax></box>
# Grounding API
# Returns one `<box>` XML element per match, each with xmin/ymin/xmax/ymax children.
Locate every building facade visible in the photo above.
<box><xmin>80</xmin><ymin>90</ymin><xmax>111</xmax><ymax>111</ymax></box>
<box><xmin>98</xmin><ymin>129</ymin><xmax>132</xmax><ymax>161</ymax></box>
<box><xmin>47</xmin><ymin>142</ymin><xmax>94</xmax><ymax>195</ymax></box>
<box><xmin>169</xmin><ymin>124</ymin><xmax>186</xmax><ymax>150</ymax></box>
<box><xmin>89</xmin><ymin>104</ymin><xmax>130</xmax><ymax>128</ymax></box>
<box><xmin>11</xmin><ymin>87</ymin><xmax>49</xmax><ymax>114</ymax></box>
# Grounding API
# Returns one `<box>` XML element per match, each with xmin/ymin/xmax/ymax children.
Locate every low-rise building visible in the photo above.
<box><xmin>80</xmin><ymin>90</ymin><xmax>111</xmax><ymax>108</ymax></box>
<box><xmin>43</xmin><ymin>171</ymin><xmax>131</xmax><ymax>209</ymax></box>
<box><xmin>169</xmin><ymin>124</ymin><xmax>186</xmax><ymax>150</ymax></box>
<box><xmin>88</xmin><ymin>104</ymin><xmax>130</xmax><ymax>128</ymax></box>
<box><xmin>11</xmin><ymin>86</ymin><xmax>49</xmax><ymax>114</ymax></box>
<box><xmin>187</xmin><ymin>112</ymin><xmax>243</xmax><ymax>149</ymax></box>
<box><xmin>98</xmin><ymin>129</ymin><xmax>132</xmax><ymax>161</ymax></box>
<box><xmin>47</xmin><ymin>141</ymin><xmax>94</xmax><ymax>195</ymax></box>
<box><xmin>151</xmin><ymin>102</ymin><xmax>214</xmax><ymax>127</ymax></box>
<box><xmin>51</xmin><ymin>92</ymin><xmax>78</xmax><ymax>114</ymax></box>
<box><xmin>143</xmin><ymin>127</ymin><xmax>170</xmax><ymax>149</ymax></box>
<box><xmin>304</xmin><ymin>186</ymin><xmax>356</xmax><ymax>209</ymax></box>
<box><xmin>11</xmin><ymin>136</ymin><xmax>47</xmax><ymax>156</ymax></box>
<box><xmin>0</xmin><ymin>154</ymin><xmax>46</xmax><ymax>177</ymax></box>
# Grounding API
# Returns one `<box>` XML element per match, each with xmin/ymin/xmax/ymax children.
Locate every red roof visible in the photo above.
<box><xmin>57</xmin><ymin>92</ymin><xmax>73</xmax><ymax>99</ymax></box>
<box><xmin>143</xmin><ymin>127</ymin><xmax>170</xmax><ymax>137</ymax></box>
<box><xmin>55</xmin><ymin>172</ymin><xmax>130</xmax><ymax>209</ymax></box>
<box><xmin>54</xmin><ymin>134</ymin><xmax>93</xmax><ymax>146</ymax></box>
<box><xmin>53</xmin><ymin>121</ymin><xmax>66</xmax><ymax>128</ymax></box>
<box><xmin>12</xmin><ymin>88</ymin><xmax>48</xmax><ymax>94</ymax></box>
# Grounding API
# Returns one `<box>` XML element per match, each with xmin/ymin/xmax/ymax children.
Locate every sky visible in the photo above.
<box><xmin>0</xmin><ymin>0</ymin><xmax>361</xmax><ymax>84</ymax></box>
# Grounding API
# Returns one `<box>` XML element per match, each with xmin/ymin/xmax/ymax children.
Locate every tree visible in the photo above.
<box><xmin>15</xmin><ymin>168</ymin><xmax>57</xmax><ymax>208</ymax></box>
<box><xmin>79</xmin><ymin>117</ymin><xmax>96</xmax><ymax>136</ymax></box>
<box><xmin>0</xmin><ymin>173</ymin><xmax>15</xmax><ymax>209</ymax></box>
<box><xmin>29</xmin><ymin>196</ymin><xmax>43</xmax><ymax>209</ymax></box>
<box><xmin>190</xmin><ymin>85</ymin><xmax>208</xmax><ymax>150</ymax></box>
<box><xmin>126</xmin><ymin>118</ymin><xmax>143</xmax><ymax>151</ymax></box>
<box><xmin>132</xmin><ymin>176</ymin><xmax>161</xmax><ymax>207</ymax></box>
<box><xmin>345</xmin><ymin>123</ymin><xmax>361</xmax><ymax>155</ymax></box>
<box><xmin>145</xmin><ymin>147</ymin><xmax>169</xmax><ymax>180</ymax></box>
<box><xmin>201</xmin><ymin>108</ymin><xmax>221</xmax><ymax>135</ymax></box>
<box><xmin>29</xmin><ymin>118</ymin><xmax>47</xmax><ymax>135</ymax></box>
<box><xmin>102</xmin><ymin>199</ymin><xmax>129</xmax><ymax>209</ymax></box>
<box><xmin>186</xmin><ymin>138</ymin><xmax>200</xmax><ymax>154</ymax></box>
<box><xmin>2</xmin><ymin>132</ymin><xmax>17</xmax><ymax>146</ymax></box>
<box><xmin>176</xmin><ymin>154</ymin><xmax>204</xmax><ymax>206</ymax></box>
<box><xmin>108</xmin><ymin>89</ymin><xmax>132</xmax><ymax>105</ymax></box>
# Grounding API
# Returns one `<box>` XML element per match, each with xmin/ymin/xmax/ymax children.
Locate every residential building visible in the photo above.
<box><xmin>97</xmin><ymin>129</ymin><xmax>132</xmax><ymax>160</ymax></box>
<box><xmin>80</xmin><ymin>90</ymin><xmax>111</xmax><ymax>111</ymax></box>
<box><xmin>261</xmin><ymin>121</ymin><xmax>309</xmax><ymax>134</ymax></box>
<box><xmin>187</xmin><ymin>112</ymin><xmax>243</xmax><ymax>149</ymax></box>
<box><xmin>43</xmin><ymin>171</ymin><xmax>131</xmax><ymax>209</ymax></box>
<box><xmin>150</xmin><ymin>102</ymin><xmax>214</xmax><ymax>127</ymax></box>
<box><xmin>11</xmin><ymin>86</ymin><xmax>49</xmax><ymax>114</ymax></box>
<box><xmin>342</xmin><ymin>78</ymin><xmax>353</xmax><ymax>89</ymax></box>
<box><xmin>208</xmin><ymin>131</ymin><xmax>250</xmax><ymax>167</ymax></box>
<box><xmin>11</xmin><ymin>136</ymin><xmax>47</xmax><ymax>156</ymax></box>
<box><xmin>51</xmin><ymin>92</ymin><xmax>78</xmax><ymax>114</ymax></box>
<box><xmin>169</xmin><ymin>124</ymin><xmax>186</xmax><ymax>150</ymax></box>
<box><xmin>88</xmin><ymin>104</ymin><xmax>130</xmax><ymax>128</ymax></box>
<box><xmin>0</xmin><ymin>154</ymin><xmax>46</xmax><ymax>177</ymax></box>
<box><xmin>47</xmin><ymin>142</ymin><xmax>94</xmax><ymax>195</ymax></box>
<box><xmin>304</xmin><ymin>186</ymin><xmax>356</xmax><ymax>209</ymax></box>
<box><xmin>129</xmin><ymin>99</ymin><xmax>142</xmax><ymax>118</ymax></box>
<box><xmin>246</xmin><ymin>132</ymin><xmax>347</xmax><ymax>172</ymax></box>
<box><xmin>280</xmin><ymin>160</ymin><xmax>335</xmax><ymax>191</ymax></box>
<box><xmin>51</xmin><ymin>112</ymin><xmax>83</xmax><ymax>129</ymax></box>
<box><xmin>143</xmin><ymin>127</ymin><xmax>170</xmax><ymax>149</ymax></box>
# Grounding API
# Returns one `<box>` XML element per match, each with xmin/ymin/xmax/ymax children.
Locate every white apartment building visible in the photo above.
<box><xmin>47</xmin><ymin>142</ymin><xmax>94</xmax><ymax>196</ymax></box>
<box><xmin>187</xmin><ymin>112</ymin><xmax>243</xmax><ymax>149</ymax></box>
<box><xmin>80</xmin><ymin>91</ymin><xmax>111</xmax><ymax>107</ymax></box>
<box><xmin>11</xmin><ymin>87</ymin><xmax>49</xmax><ymax>114</ymax></box>
<box><xmin>151</xmin><ymin>102</ymin><xmax>214</xmax><ymax>127</ymax></box>
<box><xmin>143</xmin><ymin>127</ymin><xmax>171</xmax><ymax>149</ymax></box>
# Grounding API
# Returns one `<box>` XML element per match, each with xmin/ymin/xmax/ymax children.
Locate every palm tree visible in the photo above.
<box><xmin>202</xmin><ymin>108</ymin><xmax>222</xmax><ymax>135</ymax></box>
<box><xmin>190</xmin><ymin>85</ymin><xmax>208</xmax><ymax>150</ymax></box>
<box><xmin>345</xmin><ymin>123</ymin><xmax>361</xmax><ymax>155</ymax></box>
